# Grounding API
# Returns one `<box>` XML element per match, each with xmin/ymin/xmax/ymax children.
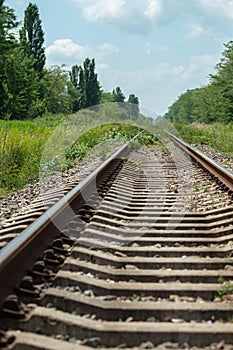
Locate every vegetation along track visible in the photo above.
<box><xmin>0</xmin><ymin>132</ymin><xmax>233</xmax><ymax>350</ymax></box>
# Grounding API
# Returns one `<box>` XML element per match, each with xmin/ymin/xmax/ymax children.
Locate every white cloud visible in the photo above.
<box><xmin>96</xmin><ymin>63</ymin><xmax>110</xmax><ymax>72</ymax></box>
<box><xmin>98</xmin><ymin>43</ymin><xmax>119</xmax><ymax>55</ymax></box>
<box><xmin>198</xmin><ymin>0</ymin><xmax>233</xmax><ymax>20</ymax></box>
<box><xmin>144</xmin><ymin>0</ymin><xmax>162</xmax><ymax>22</ymax></box>
<box><xmin>175</xmin><ymin>53</ymin><xmax>220</xmax><ymax>82</ymax></box>
<box><xmin>46</xmin><ymin>39</ymin><xmax>91</xmax><ymax>64</ymax></box>
<box><xmin>72</xmin><ymin>0</ymin><xmax>164</xmax><ymax>33</ymax></box>
<box><xmin>71</xmin><ymin>0</ymin><xmax>233</xmax><ymax>35</ymax></box>
<box><xmin>145</xmin><ymin>42</ymin><xmax>153</xmax><ymax>55</ymax></box>
<box><xmin>46</xmin><ymin>39</ymin><xmax>119</xmax><ymax>66</ymax></box>
<box><xmin>187</xmin><ymin>24</ymin><xmax>206</xmax><ymax>39</ymax></box>
<box><xmin>74</xmin><ymin>0</ymin><xmax>125</xmax><ymax>22</ymax></box>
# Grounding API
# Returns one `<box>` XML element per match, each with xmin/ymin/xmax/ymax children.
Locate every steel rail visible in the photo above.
<box><xmin>0</xmin><ymin>132</ymin><xmax>141</xmax><ymax>309</ymax></box>
<box><xmin>170</xmin><ymin>134</ymin><xmax>233</xmax><ymax>192</ymax></box>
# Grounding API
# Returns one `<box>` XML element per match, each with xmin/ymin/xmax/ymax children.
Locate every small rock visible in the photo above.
<box><xmin>82</xmin><ymin>337</ymin><xmax>102</xmax><ymax>348</ymax></box>
<box><xmin>98</xmin><ymin>295</ymin><xmax>117</xmax><ymax>301</ymax></box>
<box><xmin>55</xmin><ymin>334</ymin><xmax>64</xmax><ymax>340</ymax></box>
<box><xmin>154</xmin><ymin>243</ymin><xmax>162</xmax><ymax>248</ymax></box>
<box><xmin>171</xmin><ymin>318</ymin><xmax>184</xmax><ymax>323</ymax></box>
<box><xmin>147</xmin><ymin>316</ymin><xmax>156</xmax><ymax>322</ymax></box>
<box><xmin>126</xmin><ymin>316</ymin><xmax>134</xmax><ymax>322</ymax></box>
<box><xmin>162</xmin><ymin>342</ymin><xmax>180</xmax><ymax>349</ymax></box>
<box><xmin>125</xmin><ymin>264</ymin><xmax>139</xmax><ymax>270</ymax></box>
<box><xmin>180</xmin><ymin>296</ymin><xmax>195</xmax><ymax>302</ymax></box>
<box><xmin>140</xmin><ymin>341</ymin><xmax>155</xmax><ymax>349</ymax></box>
<box><xmin>196</xmin><ymin>296</ymin><xmax>204</xmax><ymax>303</ymax></box>
<box><xmin>221</xmin><ymin>294</ymin><xmax>233</xmax><ymax>302</ymax></box>
<box><xmin>216</xmin><ymin>340</ymin><xmax>225</xmax><ymax>349</ymax></box>
<box><xmin>46</xmin><ymin>303</ymin><xmax>54</xmax><ymax>308</ymax></box>
<box><xmin>84</xmin><ymin>289</ymin><xmax>94</xmax><ymax>297</ymax></box>
<box><xmin>169</xmin><ymin>295</ymin><xmax>180</xmax><ymax>302</ymax></box>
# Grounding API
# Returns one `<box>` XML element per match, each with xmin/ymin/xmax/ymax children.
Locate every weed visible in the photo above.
<box><xmin>0</xmin><ymin>118</ymin><xmax>157</xmax><ymax>195</ymax></box>
<box><xmin>218</xmin><ymin>281</ymin><xmax>233</xmax><ymax>298</ymax></box>
<box><xmin>175</xmin><ymin>122</ymin><xmax>233</xmax><ymax>157</ymax></box>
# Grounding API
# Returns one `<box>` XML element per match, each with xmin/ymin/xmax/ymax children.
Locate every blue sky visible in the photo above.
<box><xmin>5</xmin><ymin>0</ymin><xmax>233</xmax><ymax>115</ymax></box>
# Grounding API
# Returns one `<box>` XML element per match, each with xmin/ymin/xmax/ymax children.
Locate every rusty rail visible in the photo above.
<box><xmin>170</xmin><ymin>134</ymin><xmax>233</xmax><ymax>192</ymax></box>
<box><xmin>0</xmin><ymin>133</ymin><xmax>141</xmax><ymax>309</ymax></box>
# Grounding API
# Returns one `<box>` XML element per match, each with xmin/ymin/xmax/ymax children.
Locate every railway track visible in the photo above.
<box><xmin>0</xmin><ymin>133</ymin><xmax>233</xmax><ymax>350</ymax></box>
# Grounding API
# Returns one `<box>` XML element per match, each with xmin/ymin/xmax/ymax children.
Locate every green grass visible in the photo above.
<box><xmin>66</xmin><ymin>124</ymin><xmax>157</xmax><ymax>161</ymax></box>
<box><xmin>217</xmin><ymin>280</ymin><xmax>233</xmax><ymax>298</ymax></box>
<box><xmin>174</xmin><ymin>122</ymin><xmax>233</xmax><ymax>157</ymax></box>
<box><xmin>0</xmin><ymin>115</ymin><xmax>157</xmax><ymax>196</ymax></box>
<box><xmin>0</xmin><ymin>119</ymin><xmax>51</xmax><ymax>195</ymax></box>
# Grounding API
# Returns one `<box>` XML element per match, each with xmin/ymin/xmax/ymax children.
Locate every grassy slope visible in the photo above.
<box><xmin>3</xmin><ymin>114</ymin><xmax>231</xmax><ymax>197</ymax></box>
<box><xmin>175</xmin><ymin>122</ymin><xmax>233</xmax><ymax>157</ymax></box>
<box><xmin>0</xmin><ymin>114</ymin><xmax>156</xmax><ymax>196</ymax></box>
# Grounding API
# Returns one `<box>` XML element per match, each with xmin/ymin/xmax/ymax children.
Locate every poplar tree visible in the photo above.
<box><xmin>82</xmin><ymin>58</ymin><xmax>101</xmax><ymax>108</ymax></box>
<box><xmin>0</xmin><ymin>0</ymin><xmax>18</xmax><ymax>118</ymax></box>
<box><xmin>69</xmin><ymin>65</ymin><xmax>84</xmax><ymax>112</ymax></box>
<box><xmin>20</xmin><ymin>3</ymin><xmax>45</xmax><ymax>78</ymax></box>
<box><xmin>112</xmin><ymin>86</ymin><xmax>125</xmax><ymax>103</ymax></box>
<box><xmin>128</xmin><ymin>94</ymin><xmax>139</xmax><ymax>117</ymax></box>
<box><xmin>70</xmin><ymin>58</ymin><xmax>101</xmax><ymax>110</ymax></box>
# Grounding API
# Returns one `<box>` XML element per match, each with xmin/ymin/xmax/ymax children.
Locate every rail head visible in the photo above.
<box><xmin>169</xmin><ymin>133</ymin><xmax>233</xmax><ymax>192</ymax></box>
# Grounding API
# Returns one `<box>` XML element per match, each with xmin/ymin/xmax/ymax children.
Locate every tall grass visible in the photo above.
<box><xmin>175</xmin><ymin>122</ymin><xmax>233</xmax><ymax>157</ymax></box>
<box><xmin>0</xmin><ymin>117</ymin><xmax>157</xmax><ymax>196</ymax></box>
<box><xmin>66</xmin><ymin>124</ymin><xmax>157</xmax><ymax>161</ymax></box>
<box><xmin>0</xmin><ymin>120</ymin><xmax>50</xmax><ymax>195</ymax></box>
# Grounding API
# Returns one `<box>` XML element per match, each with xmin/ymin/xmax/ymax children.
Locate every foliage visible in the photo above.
<box><xmin>20</xmin><ymin>2</ymin><xmax>45</xmax><ymax>78</ymax></box>
<box><xmin>101</xmin><ymin>92</ymin><xmax>114</xmax><ymax>104</ymax></box>
<box><xmin>218</xmin><ymin>280</ymin><xmax>233</xmax><ymax>298</ymax></box>
<box><xmin>43</xmin><ymin>66</ymin><xmax>73</xmax><ymax>114</ymax></box>
<box><xmin>0</xmin><ymin>1</ymin><xmax>45</xmax><ymax>120</ymax></box>
<box><xmin>0</xmin><ymin>114</ymin><xmax>157</xmax><ymax>195</ymax></box>
<box><xmin>175</xmin><ymin>122</ymin><xmax>233</xmax><ymax>157</ymax></box>
<box><xmin>112</xmin><ymin>86</ymin><xmax>125</xmax><ymax>102</ymax></box>
<box><xmin>5</xmin><ymin>45</ymin><xmax>44</xmax><ymax>119</ymax></box>
<box><xmin>0</xmin><ymin>0</ymin><xmax>18</xmax><ymax>119</ymax></box>
<box><xmin>128</xmin><ymin>94</ymin><xmax>139</xmax><ymax>117</ymax></box>
<box><xmin>66</xmin><ymin>123</ymin><xmax>156</xmax><ymax>161</ymax></box>
<box><xmin>0</xmin><ymin>119</ymin><xmax>50</xmax><ymax>194</ymax></box>
<box><xmin>0</xmin><ymin>1</ymin><xmax>140</xmax><ymax>119</ymax></box>
<box><xmin>70</xmin><ymin>58</ymin><xmax>101</xmax><ymax>111</ymax></box>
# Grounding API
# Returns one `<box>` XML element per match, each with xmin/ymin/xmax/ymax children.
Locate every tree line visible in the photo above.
<box><xmin>0</xmin><ymin>1</ymin><xmax>139</xmax><ymax>120</ymax></box>
<box><xmin>165</xmin><ymin>41</ymin><xmax>233</xmax><ymax>124</ymax></box>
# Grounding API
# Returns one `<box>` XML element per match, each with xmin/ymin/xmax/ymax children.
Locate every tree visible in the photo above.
<box><xmin>20</xmin><ymin>3</ymin><xmax>45</xmax><ymax>78</ymax></box>
<box><xmin>0</xmin><ymin>0</ymin><xmax>18</xmax><ymax>118</ymax></box>
<box><xmin>70</xmin><ymin>58</ymin><xmax>101</xmax><ymax>110</ymax></box>
<box><xmin>4</xmin><ymin>45</ymin><xmax>44</xmax><ymax>119</ymax></box>
<box><xmin>101</xmin><ymin>91</ymin><xmax>114</xmax><ymax>104</ymax></box>
<box><xmin>69</xmin><ymin>65</ymin><xmax>83</xmax><ymax>112</ymax></box>
<box><xmin>128</xmin><ymin>94</ymin><xmax>139</xmax><ymax>117</ymax></box>
<box><xmin>209</xmin><ymin>41</ymin><xmax>233</xmax><ymax>122</ymax></box>
<box><xmin>83</xmin><ymin>58</ymin><xmax>101</xmax><ymax>108</ymax></box>
<box><xmin>43</xmin><ymin>66</ymin><xmax>73</xmax><ymax>114</ymax></box>
<box><xmin>112</xmin><ymin>86</ymin><xmax>125</xmax><ymax>103</ymax></box>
